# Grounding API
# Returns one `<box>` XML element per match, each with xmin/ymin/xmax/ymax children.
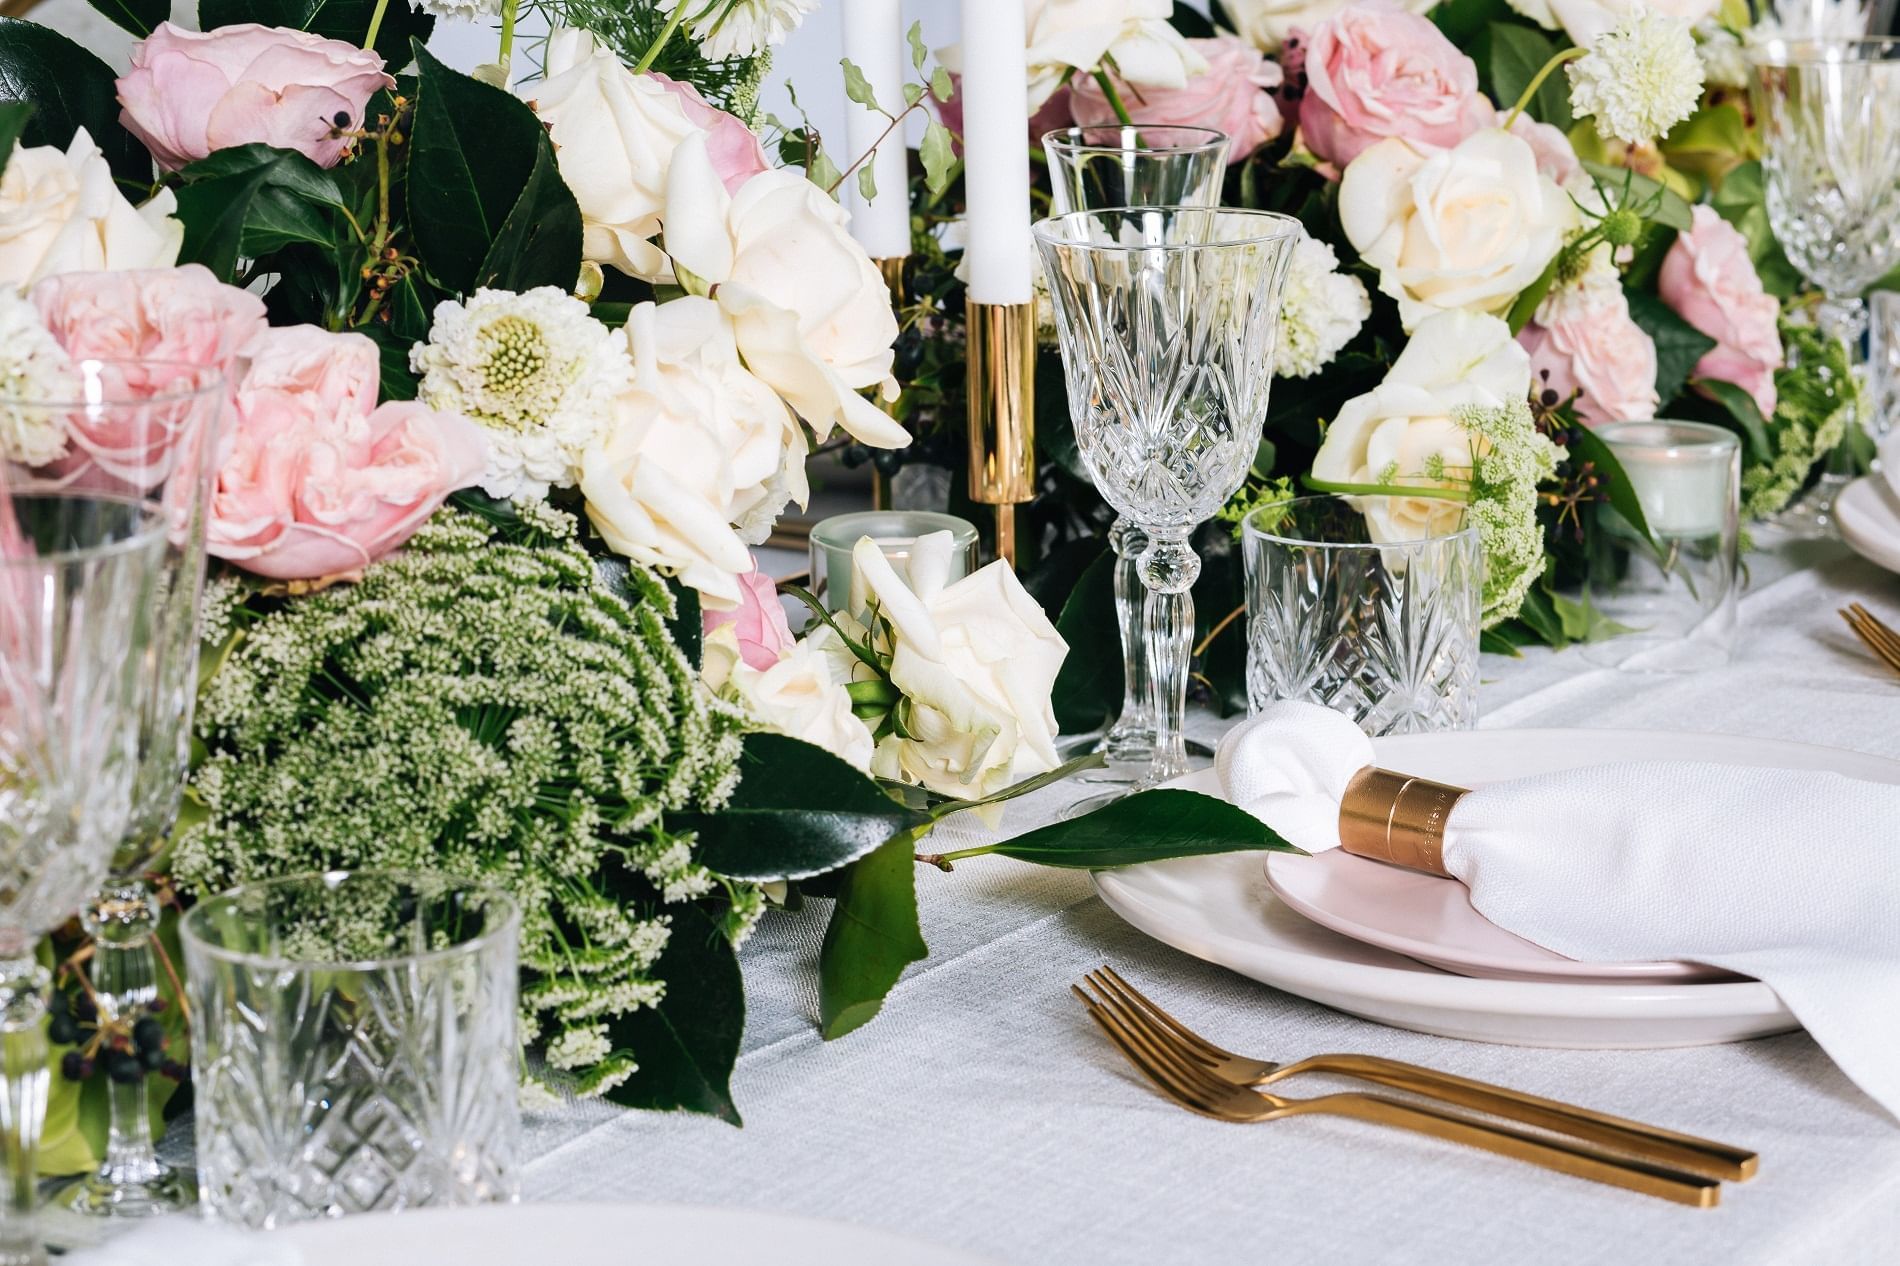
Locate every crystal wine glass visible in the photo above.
<box><xmin>8</xmin><ymin>360</ymin><xmax>224</xmax><ymax>1219</ymax></box>
<box><xmin>0</xmin><ymin>476</ymin><xmax>170</xmax><ymax>1265</ymax></box>
<box><xmin>1751</xmin><ymin>38</ymin><xmax>1900</xmax><ymax>535</ymax></box>
<box><xmin>1042</xmin><ymin>126</ymin><xmax>1229</xmax><ymax>776</ymax></box>
<box><xmin>1034</xmin><ymin>207</ymin><xmax>1299</xmax><ymax>787</ymax></box>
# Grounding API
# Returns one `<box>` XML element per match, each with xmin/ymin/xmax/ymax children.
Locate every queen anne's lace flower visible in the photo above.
<box><xmin>1274</xmin><ymin>233</ymin><xmax>1370</xmax><ymax>380</ymax></box>
<box><xmin>0</xmin><ymin>289</ymin><xmax>74</xmax><ymax>466</ymax></box>
<box><xmin>1567</xmin><ymin>10</ymin><xmax>1705</xmax><ymax>146</ymax></box>
<box><xmin>411</xmin><ymin>287</ymin><xmax>633</xmax><ymax>500</ymax></box>
<box><xmin>691</xmin><ymin>0</ymin><xmax>818</xmax><ymax>59</ymax></box>
<box><xmin>1458</xmin><ymin>400</ymin><xmax>1561</xmax><ymax>625</ymax></box>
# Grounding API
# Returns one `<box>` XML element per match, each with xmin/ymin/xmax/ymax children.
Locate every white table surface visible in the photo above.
<box><xmin>515</xmin><ymin>534</ymin><xmax>1900</xmax><ymax>1266</ymax></box>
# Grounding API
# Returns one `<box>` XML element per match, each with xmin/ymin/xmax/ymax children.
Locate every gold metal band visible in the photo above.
<box><xmin>1337</xmin><ymin>766</ymin><xmax>1468</xmax><ymax>877</ymax></box>
<box><xmin>964</xmin><ymin>299</ymin><xmax>1037</xmax><ymax>568</ymax></box>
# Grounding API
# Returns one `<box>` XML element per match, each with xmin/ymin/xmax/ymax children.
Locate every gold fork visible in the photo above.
<box><xmin>1086</xmin><ymin>965</ymin><xmax>1758</xmax><ymax>1183</ymax></box>
<box><xmin>1841</xmin><ymin>603</ymin><xmax>1900</xmax><ymax>677</ymax></box>
<box><xmin>1073</xmin><ymin>980</ymin><xmax>1723</xmax><ymax>1207</ymax></box>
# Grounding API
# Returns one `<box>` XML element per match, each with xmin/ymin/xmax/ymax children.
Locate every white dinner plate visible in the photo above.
<box><xmin>1837</xmin><ymin>474</ymin><xmax>1900</xmax><ymax>575</ymax></box>
<box><xmin>276</xmin><ymin>1202</ymin><xmax>997</xmax><ymax>1265</ymax></box>
<box><xmin>1094</xmin><ymin>729</ymin><xmax>1900</xmax><ymax>1048</ymax></box>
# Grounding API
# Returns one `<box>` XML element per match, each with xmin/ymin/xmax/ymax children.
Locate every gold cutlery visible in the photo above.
<box><xmin>1084</xmin><ymin>965</ymin><xmax>1758</xmax><ymax>1183</ymax></box>
<box><xmin>1074</xmin><ymin>977</ymin><xmax>1723</xmax><ymax>1207</ymax></box>
<box><xmin>1841</xmin><ymin>603</ymin><xmax>1900</xmax><ymax>677</ymax></box>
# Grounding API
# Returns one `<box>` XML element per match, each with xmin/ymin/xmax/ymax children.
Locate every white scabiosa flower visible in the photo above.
<box><xmin>411</xmin><ymin>286</ymin><xmax>633</xmax><ymax>501</ymax></box>
<box><xmin>1274</xmin><ymin>234</ymin><xmax>1370</xmax><ymax>380</ymax></box>
<box><xmin>0</xmin><ymin>289</ymin><xmax>75</xmax><ymax>466</ymax></box>
<box><xmin>691</xmin><ymin>0</ymin><xmax>819</xmax><ymax>59</ymax></box>
<box><xmin>1694</xmin><ymin>19</ymin><xmax>1749</xmax><ymax>91</ymax></box>
<box><xmin>1567</xmin><ymin>10</ymin><xmax>1705</xmax><ymax>146</ymax></box>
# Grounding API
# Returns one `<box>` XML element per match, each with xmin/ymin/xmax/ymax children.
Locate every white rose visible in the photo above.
<box><xmin>529</xmin><ymin>27</ymin><xmax>700</xmax><ymax>281</ymax></box>
<box><xmin>705</xmin><ymin>626</ymin><xmax>877</xmax><ymax>773</ymax></box>
<box><xmin>1340</xmin><ymin>129</ymin><xmax>1575</xmax><ymax>333</ymax></box>
<box><xmin>580</xmin><ymin>296</ymin><xmax>802</xmax><ymax>607</ymax></box>
<box><xmin>1513</xmin><ymin>0</ymin><xmax>1718</xmax><ymax>46</ymax></box>
<box><xmin>1023</xmin><ymin>0</ymin><xmax>1206</xmax><ymax>107</ymax></box>
<box><xmin>1310</xmin><ymin>310</ymin><xmax>1531</xmax><ymax>542</ymax></box>
<box><xmin>0</xmin><ymin>129</ymin><xmax>180</xmax><ymax>288</ymax></box>
<box><xmin>664</xmin><ymin>134</ymin><xmax>907</xmax><ymax>450</ymax></box>
<box><xmin>1225</xmin><ymin>0</ymin><xmax>1435</xmax><ymax>51</ymax></box>
<box><xmin>852</xmin><ymin>535</ymin><xmax>1067</xmax><ymax>801</ymax></box>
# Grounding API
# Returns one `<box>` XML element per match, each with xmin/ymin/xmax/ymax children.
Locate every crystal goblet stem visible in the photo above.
<box><xmin>1101</xmin><ymin>518</ymin><xmax>1157</xmax><ymax>763</ymax></box>
<box><xmin>1138</xmin><ymin>533</ymin><xmax>1200</xmax><ymax>787</ymax></box>
<box><xmin>0</xmin><ymin>951</ymin><xmax>49</xmax><ymax>1266</ymax></box>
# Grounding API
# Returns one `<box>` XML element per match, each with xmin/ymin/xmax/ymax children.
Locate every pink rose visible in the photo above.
<box><xmin>1068</xmin><ymin>35</ymin><xmax>1285</xmax><ymax>163</ymax></box>
<box><xmin>1502</xmin><ymin>110</ymin><xmax>1581</xmax><ymax>189</ymax></box>
<box><xmin>649</xmin><ymin>73</ymin><xmax>771</xmax><ymax>194</ymax></box>
<box><xmin>208</xmin><ymin>326</ymin><xmax>486</xmax><ymax>581</ymax></box>
<box><xmin>1299</xmin><ymin>2</ymin><xmax>1490</xmax><ymax>169</ymax></box>
<box><xmin>1659</xmin><ymin>205</ymin><xmax>1783</xmax><ymax>418</ymax></box>
<box><xmin>116</xmin><ymin>22</ymin><xmax>394</xmax><ymax>171</ymax></box>
<box><xmin>702</xmin><ymin>561</ymin><xmax>794</xmax><ymax>671</ymax></box>
<box><xmin>1519</xmin><ymin>282</ymin><xmax>1661</xmax><ymax>429</ymax></box>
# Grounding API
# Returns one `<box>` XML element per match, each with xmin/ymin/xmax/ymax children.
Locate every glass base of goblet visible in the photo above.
<box><xmin>60</xmin><ymin>1164</ymin><xmax>194</xmax><ymax>1219</ymax></box>
<box><xmin>1056</xmin><ymin>730</ymin><xmax>1212</xmax><ymax>781</ymax></box>
<box><xmin>1768</xmin><ymin>473</ymin><xmax>1852</xmax><ymax>540</ymax></box>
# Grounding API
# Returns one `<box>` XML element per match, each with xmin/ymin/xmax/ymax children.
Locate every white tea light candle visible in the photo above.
<box><xmin>957</xmin><ymin>0</ymin><xmax>1033</xmax><ymax>304</ymax></box>
<box><xmin>809</xmin><ymin>511</ymin><xmax>981</xmax><ymax>615</ymax></box>
<box><xmin>842</xmin><ymin>0</ymin><xmax>911</xmax><ymax>259</ymax></box>
<box><xmin>1600</xmin><ymin>420</ymin><xmax>1740</xmax><ymax>538</ymax></box>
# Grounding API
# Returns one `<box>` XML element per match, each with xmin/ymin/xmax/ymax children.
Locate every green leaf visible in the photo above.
<box><xmin>907</xmin><ymin>20</ymin><xmax>928</xmax><ymax>72</ymax></box>
<box><xmin>806</xmin><ymin>146</ymin><xmax>843</xmax><ymax>193</ymax></box>
<box><xmin>0</xmin><ymin>18</ymin><xmax>149</xmax><ymax>185</ymax></box>
<box><xmin>1480</xmin><ymin>623</ymin><xmax>1532</xmax><ymax>656</ymax></box>
<box><xmin>818</xmin><ymin>830</ymin><xmax>927</xmax><ymax>1040</ymax></box>
<box><xmin>1505</xmin><ymin>253</ymin><xmax>1560</xmax><ymax>335</ymax></box>
<box><xmin>1513</xmin><ymin>584</ymin><xmax>1570</xmax><ymax>649</ymax></box>
<box><xmin>602</xmin><ymin>903</ymin><xmax>744</xmax><ymax>1124</ymax></box>
<box><xmin>0</xmin><ymin>100</ymin><xmax>32</xmax><ymax>182</ymax></box>
<box><xmin>1664</xmin><ymin>103</ymin><xmax>1747</xmax><ymax>156</ymax></box>
<box><xmin>1169</xmin><ymin>0</ymin><xmax>1217</xmax><ymax>38</ymax></box>
<box><xmin>172</xmin><ymin>145</ymin><xmax>347</xmax><ymax>282</ymax></box>
<box><xmin>1433</xmin><ymin>0</ymin><xmax>1515</xmax><ymax>46</ymax></box>
<box><xmin>83</xmin><ymin>0</ymin><xmax>165</xmax><ymax>37</ymax></box>
<box><xmin>930</xmin><ymin>65</ymin><xmax>954</xmax><ymax>103</ymax></box>
<box><xmin>857</xmin><ymin>161</ymin><xmax>877</xmax><ymax>203</ymax></box>
<box><xmin>840</xmin><ymin>57</ymin><xmax>880</xmax><ymax>113</ymax></box>
<box><xmin>990</xmin><ymin>789</ymin><xmax>1300</xmax><ymax>869</ymax></box>
<box><xmin>1625</xmin><ymin>287</ymin><xmax>1715</xmax><ymax>406</ymax></box>
<box><xmin>925</xmin><ymin>751</ymin><xmax>1107</xmax><ymax>821</ymax></box>
<box><xmin>680</xmin><ymin>733</ymin><xmax>927</xmax><ymax>882</ymax></box>
<box><xmin>1582</xmin><ymin>160</ymin><xmax>1693</xmax><ymax>232</ymax></box>
<box><xmin>920</xmin><ymin>119</ymin><xmax>957</xmax><ymax>195</ymax></box>
<box><xmin>1696</xmin><ymin>376</ymin><xmax>1772</xmax><ymax>461</ymax></box>
<box><xmin>199</xmin><ymin>0</ymin><xmax>433</xmax><ymax>71</ymax></box>
<box><xmin>1488</xmin><ymin>23</ymin><xmax>1571</xmax><ymax>130</ymax></box>
<box><xmin>1548</xmin><ymin>588</ymin><xmax>1638</xmax><ymax>643</ymax></box>
<box><xmin>903</xmin><ymin>81</ymin><xmax>925</xmax><ymax>108</ymax></box>
<box><xmin>1567</xmin><ymin>423</ymin><xmax>1656</xmax><ymax>549</ymax></box>
<box><xmin>407</xmin><ymin>41</ymin><xmax>582</xmax><ymax>295</ymax></box>
<box><xmin>1051</xmin><ymin>549</ymin><xmax>1120</xmax><ymax>733</ymax></box>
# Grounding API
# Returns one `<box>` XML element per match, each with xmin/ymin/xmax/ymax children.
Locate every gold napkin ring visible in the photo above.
<box><xmin>1337</xmin><ymin>767</ymin><xmax>1469</xmax><ymax>878</ymax></box>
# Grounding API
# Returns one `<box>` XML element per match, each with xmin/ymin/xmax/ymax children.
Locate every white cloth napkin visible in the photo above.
<box><xmin>1219</xmin><ymin>702</ymin><xmax>1900</xmax><ymax>1119</ymax></box>
<box><xmin>1882</xmin><ymin>425</ymin><xmax>1900</xmax><ymax>500</ymax></box>
<box><xmin>62</xmin><ymin>1218</ymin><xmax>300</xmax><ymax>1265</ymax></box>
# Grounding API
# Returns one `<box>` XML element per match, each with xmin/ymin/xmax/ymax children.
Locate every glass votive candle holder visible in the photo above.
<box><xmin>1584</xmin><ymin>420</ymin><xmax>1741</xmax><ymax>671</ymax></box>
<box><xmin>808</xmin><ymin>511</ymin><xmax>980</xmax><ymax>614</ymax></box>
<box><xmin>183</xmin><ymin>871</ymin><xmax>521</xmax><ymax>1227</ymax></box>
<box><xmin>1243</xmin><ymin>496</ymin><xmax>1482</xmax><ymax>735</ymax></box>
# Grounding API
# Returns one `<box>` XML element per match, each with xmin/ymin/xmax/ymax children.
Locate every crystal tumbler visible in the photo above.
<box><xmin>1243</xmin><ymin>496</ymin><xmax>1481</xmax><ymax>735</ymax></box>
<box><xmin>182</xmin><ymin>872</ymin><xmax>521</xmax><ymax>1228</ymax></box>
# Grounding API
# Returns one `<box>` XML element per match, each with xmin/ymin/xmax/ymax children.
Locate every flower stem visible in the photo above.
<box><xmin>497</xmin><ymin>0</ymin><xmax>520</xmax><ymax>73</ymax></box>
<box><xmin>913</xmin><ymin>843</ymin><xmax>996</xmax><ymax>872</ymax></box>
<box><xmin>1505</xmin><ymin>47</ymin><xmax>1586</xmax><ymax>130</ymax></box>
<box><xmin>1303</xmin><ymin>475</ymin><xmax>1473</xmax><ymax>503</ymax></box>
<box><xmin>635</xmin><ymin>0</ymin><xmax>693</xmax><ymax>74</ymax></box>
<box><xmin>1092</xmin><ymin>69</ymin><xmax>1135</xmax><ymax>128</ymax></box>
<box><xmin>363</xmin><ymin>0</ymin><xmax>391</xmax><ymax>52</ymax></box>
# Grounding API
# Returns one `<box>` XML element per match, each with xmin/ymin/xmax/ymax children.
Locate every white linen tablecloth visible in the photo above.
<box><xmin>518</xmin><ymin>537</ymin><xmax>1900</xmax><ymax>1266</ymax></box>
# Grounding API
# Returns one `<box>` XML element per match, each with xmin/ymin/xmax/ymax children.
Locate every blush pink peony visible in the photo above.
<box><xmin>649</xmin><ymin>73</ymin><xmax>772</xmax><ymax>194</ymax></box>
<box><xmin>1502</xmin><ymin>110</ymin><xmax>1582</xmax><ymax>189</ymax></box>
<box><xmin>702</xmin><ymin>561</ymin><xmax>796</xmax><ymax>671</ymax></box>
<box><xmin>1298</xmin><ymin>2</ymin><xmax>1490</xmax><ymax>169</ymax></box>
<box><xmin>1519</xmin><ymin>281</ymin><xmax>1660</xmax><ymax>428</ymax></box>
<box><xmin>116</xmin><ymin>22</ymin><xmax>393</xmax><ymax>171</ymax></box>
<box><xmin>1068</xmin><ymin>35</ymin><xmax>1285</xmax><ymax>163</ymax></box>
<box><xmin>207</xmin><ymin>326</ymin><xmax>486</xmax><ymax>581</ymax></box>
<box><xmin>1659</xmin><ymin>205</ymin><xmax>1783</xmax><ymax>419</ymax></box>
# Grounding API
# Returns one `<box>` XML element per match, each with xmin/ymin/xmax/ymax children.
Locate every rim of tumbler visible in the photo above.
<box><xmin>179</xmin><ymin>869</ymin><xmax>523</xmax><ymax>973</ymax></box>
<box><xmin>1593</xmin><ymin>418</ymin><xmax>1740</xmax><ymax>460</ymax></box>
<box><xmin>1747</xmin><ymin>35</ymin><xmax>1900</xmax><ymax>65</ymax></box>
<box><xmin>0</xmin><ymin>357</ymin><xmax>227</xmax><ymax>411</ymax></box>
<box><xmin>1031</xmin><ymin>206</ymin><xmax>1304</xmax><ymax>251</ymax></box>
<box><xmin>1241</xmin><ymin>495</ymin><xmax>1479</xmax><ymax>550</ymax></box>
<box><xmin>809</xmin><ymin>509</ymin><xmax>980</xmax><ymax>550</ymax></box>
<box><xmin>1041</xmin><ymin>125</ymin><xmax>1231</xmax><ymax>157</ymax></box>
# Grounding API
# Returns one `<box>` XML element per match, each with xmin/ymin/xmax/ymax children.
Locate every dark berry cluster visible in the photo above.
<box><xmin>48</xmin><ymin>990</ymin><xmax>185</xmax><ymax>1086</ymax></box>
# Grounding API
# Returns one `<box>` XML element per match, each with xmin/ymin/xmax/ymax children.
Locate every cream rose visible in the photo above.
<box><xmin>663</xmin><ymin>134</ymin><xmax>906</xmax><ymax>451</ymax></box>
<box><xmin>1225</xmin><ymin>0</ymin><xmax>1436</xmax><ymax>52</ymax></box>
<box><xmin>581</xmin><ymin>296</ymin><xmax>802</xmax><ymax>608</ymax></box>
<box><xmin>1019</xmin><ymin>0</ymin><xmax>1206</xmax><ymax>109</ymax></box>
<box><xmin>1340</xmin><ymin>128</ymin><xmax>1575</xmax><ymax>332</ymax></box>
<box><xmin>529</xmin><ymin>27</ymin><xmax>700</xmax><ymax>281</ymax></box>
<box><xmin>1513</xmin><ymin>0</ymin><xmax>1719</xmax><ymax>46</ymax></box>
<box><xmin>851</xmin><ymin>535</ymin><xmax>1067</xmax><ymax>801</ymax></box>
<box><xmin>0</xmin><ymin>129</ymin><xmax>181</xmax><ymax>288</ymax></box>
<box><xmin>703</xmin><ymin>626</ymin><xmax>877</xmax><ymax>773</ymax></box>
<box><xmin>1311</xmin><ymin>310</ymin><xmax>1532</xmax><ymax>541</ymax></box>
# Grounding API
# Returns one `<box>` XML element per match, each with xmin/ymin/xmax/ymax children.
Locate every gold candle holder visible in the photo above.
<box><xmin>1337</xmin><ymin>766</ymin><xmax>1469</xmax><ymax>877</ymax></box>
<box><xmin>965</xmin><ymin>298</ymin><xmax>1036</xmax><ymax>567</ymax></box>
<box><xmin>873</xmin><ymin>257</ymin><xmax>907</xmax><ymax>513</ymax></box>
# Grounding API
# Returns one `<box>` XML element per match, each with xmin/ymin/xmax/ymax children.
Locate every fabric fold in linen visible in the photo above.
<box><xmin>1218</xmin><ymin>703</ymin><xmax>1900</xmax><ymax>1120</ymax></box>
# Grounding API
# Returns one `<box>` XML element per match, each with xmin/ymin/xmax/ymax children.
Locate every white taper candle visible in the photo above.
<box><xmin>957</xmin><ymin>0</ymin><xmax>1033</xmax><ymax>304</ymax></box>
<box><xmin>842</xmin><ymin>0</ymin><xmax>912</xmax><ymax>258</ymax></box>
